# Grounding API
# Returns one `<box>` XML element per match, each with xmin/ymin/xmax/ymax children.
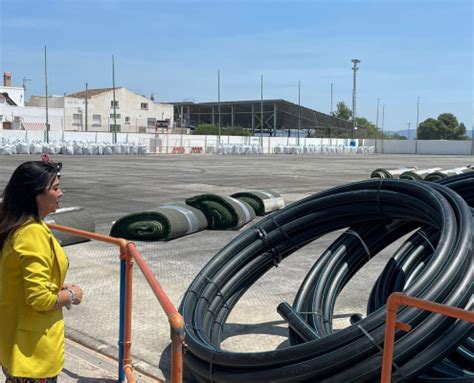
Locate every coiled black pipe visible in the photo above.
<box><xmin>365</xmin><ymin>173</ymin><xmax>474</xmax><ymax>381</ymax></box>
<box><xmin>289</xmin><ymin>173</ymin><xmax>473</xmax><ymax>381</ymax></box>
<box><xmin>179</xmin><ymin>179</ymin><xmax>472</xmax><ymax>382</ymax></box>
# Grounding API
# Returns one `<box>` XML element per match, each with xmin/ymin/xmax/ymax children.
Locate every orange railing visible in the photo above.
<box><xmin>381</xmin><ymin>292</ymin><xmax>474</xmax><ymax>383</ymax></box>
<box><xmin>48</xmin><ymin>223</ymin><xmax>185</xmax><ymax>383</ymax></box>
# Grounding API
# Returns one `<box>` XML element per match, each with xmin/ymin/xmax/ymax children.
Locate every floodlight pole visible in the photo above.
<box><xmin>351</xmin><ymin>59</ymin><xmax>360</xmax><ymax>140</ymax></box>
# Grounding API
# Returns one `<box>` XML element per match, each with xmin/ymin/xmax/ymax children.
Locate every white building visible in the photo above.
<box><xmin>0</xmin><ymin>72</ymin><xmax>63</xmax><ymax>132</ymax></box>
<box><xmin>1</xmin><ymin>70</ymin><xmax>174</xmax><ymax>135</ymax></box>
<box><xmin>0</xmin><ymin>72</ymin><xmax>25</xmax><ymax>106</ymax></box>
<box><xmin>65</xmin><ymin>87</ymin><xmax>173</xmax><ymax>132</ymax></box>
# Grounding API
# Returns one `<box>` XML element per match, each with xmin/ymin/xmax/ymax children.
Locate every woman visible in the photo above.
<box><xmin>0</xmin><ymin>159</ymin><xmax>83</xmax><ymax>382</ymax></box>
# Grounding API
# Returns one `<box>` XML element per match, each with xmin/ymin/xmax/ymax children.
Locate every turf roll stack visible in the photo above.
<box><xmin>370</xmin><ymin>166</ymin><xmax>418</xmax><ymax>178</ymax></box>
<box><xmin>424</xmin><ymin>166</ymin><xmax>473</xmax><ymax>182</ymax></box>
<box><xmin>399</xmin><ymin>167</ymin><xmax>443</xmax><ymax>180</ymax></box>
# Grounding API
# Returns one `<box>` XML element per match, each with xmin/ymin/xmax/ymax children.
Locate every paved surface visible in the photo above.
<box><xmin>0</xmin><ymin>153</ymin><xmax>471</xmax><ymax>382</ymax></box>
<box><xmin>0</xmin><ymin>339</ymin><xmax>158</xmax><ymax>382</ymax></box>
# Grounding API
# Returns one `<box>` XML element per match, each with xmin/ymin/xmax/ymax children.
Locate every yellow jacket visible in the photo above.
<box><xmin>0</xmin><ymin>220</ymin><xmax>68</xmax><ymax>377</ymax></box>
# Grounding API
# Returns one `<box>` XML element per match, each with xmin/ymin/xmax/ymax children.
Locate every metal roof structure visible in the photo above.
<box><xmin>172</xmin><ymin>99</ymin><xmax>352</xmax><ymax>136</ymax></box>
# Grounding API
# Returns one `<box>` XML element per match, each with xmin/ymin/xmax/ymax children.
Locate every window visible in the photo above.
<box><xmin>110</xmin><ymin>113</ymin><xmax>121</xmax><ymax>119</ymax></box>
<box><xmin>110</xmin><ymin>100</ymin><xmax>119</xmax><ymax>108</ymax></box>
<box><xmin>110</xmin><ymin>124</ymin><xmax>121</xmax><ymax>132</ymax></box>
<box><xmin>125</xmin><ymin>116</ymin><xmax>130</xmax><ymax>124</ymax></box>
<box><xmin>72</xmin><ymin>113</ymin><xmax>83</xmax><ymax>126</ymax></box>
<box><xmin>92</xmin><ymin>114</ymin><xmax>101</xmax><ymax>126</ymax></box>
<box><xmin>147</xmin><ymin>118</ymin><xmax>156</xmax><ymax>127</ymax></box>
<box><xmin>140</xmin><ymin>102</ymin><xmax>148</xmax><ymax>110</ymax></box>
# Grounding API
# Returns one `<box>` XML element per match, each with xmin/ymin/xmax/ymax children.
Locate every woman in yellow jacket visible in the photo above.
<box><xmin>0</xmin><ymin>159</ymin><xmax>83</xmax><ymax>382</ymax></box>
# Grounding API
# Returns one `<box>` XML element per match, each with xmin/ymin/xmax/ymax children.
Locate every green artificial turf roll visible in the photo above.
<box><xmin>109</xmin><ymin>203</ymin><xmax>207</xmax><ymax>241</ymax></box>
<box><xmin>231</xmin><ymin>190</ymin><xmax>285</xmax><ymax>216</ymax></box>
<box><xmin>185</xmin><ymin>194</ymin><xmax>256</xmax><ymax>230</ymax></box>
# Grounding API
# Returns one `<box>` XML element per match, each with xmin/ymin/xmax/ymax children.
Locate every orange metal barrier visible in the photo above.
<box><xmin>48</xmin><ymin>223</ymin><xmax>185</xmax><ymax>383</ymax></box>
<box><xmin>381</xmin><ymin>292</ymin><xmax>474</xmax><ymax>383</ymax></box>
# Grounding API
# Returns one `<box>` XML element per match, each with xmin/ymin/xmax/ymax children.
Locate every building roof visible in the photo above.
<box><xmin>67</xmin><ymin>88</ymin><xmax>120</xmax><ymax>99</ymax></box>
<box><xmin>173</xmin><ymin>99</ymin><xmax>353</xmax><ymax>131</ymax></box>
<box><xmin>0</xmin><ymin>92</ymin><xmax>18</xmax><ymax>106</ymax></box>
<box><xmin>22</xmin><ymin>122</ymin><xmax>47</xmax><ymax>131</ymax></box>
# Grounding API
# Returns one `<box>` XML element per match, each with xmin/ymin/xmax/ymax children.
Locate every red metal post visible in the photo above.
<box><xmin>381</xmin><ymin>293</ymin><xmax>474</xmax><ymax>383</ymax></box>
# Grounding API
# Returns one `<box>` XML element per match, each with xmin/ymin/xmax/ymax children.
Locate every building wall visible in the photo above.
<box><xmin>27</xmin><ymin>96</ymin><xmax>65</xmax><ymax>108</ymax></box>
<box><xmin>369</xmin><ymin>139</ymin><xmax>473</xmax><ymax>155</ymax></box>
<box><xmin>0</xmin><ymin>86</ymin><xmax>25</xmax><ymax>106</ymax></box>
<box><xmin>64</xmin><ymin>88</ymin><xmax>174</xmax><ymax>133</ymax></box>
<box><xmin>0</xmin><ymin>104</ymin><xmax>64</xmax><ymax>130</ymax></box>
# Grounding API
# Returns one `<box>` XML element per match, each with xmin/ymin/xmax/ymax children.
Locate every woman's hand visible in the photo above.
<box><xmin>53</xmin><ymin>284</ymin><xmax>84</xmax><ymax>310</ymax></box>
<box><xmin>69</xmin><ymin>285</ymin><xmax>83</xmax><ymax>305</ymax></box>
<box><xmin>61</xmin><ymin>283</ymin><xmax>84</xmax><ymax>305</ymax></box>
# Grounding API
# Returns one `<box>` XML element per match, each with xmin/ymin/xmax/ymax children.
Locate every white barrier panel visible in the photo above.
<box><xmin>370</xmin><ymin>139</ymin><xmax>472</xmax><ymax>155</ymax></box>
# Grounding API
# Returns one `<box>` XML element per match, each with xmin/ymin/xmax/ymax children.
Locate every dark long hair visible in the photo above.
<box><xmin>0</xmin><ymin>161</ymin><xmax>60</xmax><ymax>247</ymax></box>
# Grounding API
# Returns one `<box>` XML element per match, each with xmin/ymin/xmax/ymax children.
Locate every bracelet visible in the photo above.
<box><xmin>65</xmin><ymin>288</ymin><xmax>76</xmax><ymax>310</ymax></box>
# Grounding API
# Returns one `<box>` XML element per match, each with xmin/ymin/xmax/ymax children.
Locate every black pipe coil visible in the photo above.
<box><xmin>179</xmin><ymin>178</ymin><xmax>473</xmax><ymax>382</ymax></box>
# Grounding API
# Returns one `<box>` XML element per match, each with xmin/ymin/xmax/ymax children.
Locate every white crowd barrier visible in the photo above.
<box><xmin>206</xmin><ymin>144</ymin><xmax>264</xmax><ymax>155</ymax></box>
<box><xmin>273</xmin><ymin>144</ymin><xmax>374</xmax><ymax>155</ymax></box>
<box><xmin>0</xmin><ymin>139</ymin><xmax>148</xmax><ymax>156</ymax></box>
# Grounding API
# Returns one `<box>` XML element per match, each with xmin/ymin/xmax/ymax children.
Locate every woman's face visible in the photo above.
<box><xmin>36</xmin><ymin>175</ymin><xmax>63</xmax><ymax>218</ymax></box>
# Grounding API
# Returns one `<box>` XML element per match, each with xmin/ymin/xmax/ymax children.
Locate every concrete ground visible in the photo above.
<box><xmin>0</xmin><ymin>153</ymin><xmax>471</xmax><ymax>382</ymax></box>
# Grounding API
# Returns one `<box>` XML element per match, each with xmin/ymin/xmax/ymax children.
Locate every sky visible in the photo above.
<box><xmin>1</xmin><ymin>0</ymin><xmax>472</xmax><ymax>133</ymax></box>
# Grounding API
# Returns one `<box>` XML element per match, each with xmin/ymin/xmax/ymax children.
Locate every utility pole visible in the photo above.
<box><xmin>297</xmin><ymin>80</ymin><xmax>301</xmax><ymax>146</ymax></box>
<box><xmin>44</xmin><ymin>46</ymin><xmax>50</xmax><ymax>143</ymax></box>
<box><xmin>415</xmin><ymin>96</ymin><xmax>420</xmax><ymax>154</ymax></box>
<box><xmin>218</xmin><ymin>69</ymin><xmax>221</xmax><ymax>144</ymax></box>
<box><xmin>330</xmin><ymin>82</ymin><xmax>333</xmax><ymax>116</ymax></box>
<box><xmin>85</xmin><ymin>82</ymin><xmax>88</xmax><ymax>132</ymax></box>
<box><xmin>407</xmin><ymin>122</ymin><xmax>411</xmax><ymax>141</ymax></box>
<box><xmin>351</xmin><ymin>59</ymin><xmax>360</xmax><ymax>142</ymax></box>
<box><xmin>260</xmin><ymin>74</ymin><xmax>264</xmax><ymax>148</ymax></box>
<box><xmin>471</xmin><ymin>123</ymin><xmax>474</xmax><ymax>155</ymax></box>
<box><xmin>375</xmin><ymin>98</ymin><xmax>380</xmax><ymax>153</ymax></box>
<box><xmin>381</xmin><ymin>104</ymin><xmax>385</xmax><ymax>154</ymax></box>
<box><xmin>329</xmin><ymin>82</ymin><xmax>333</xmax><ymax>142</ymax></box>
<box><xmin>112</xmin><ymin>55</ymin><xmax>117</xmax><ymax>144</ymax></box>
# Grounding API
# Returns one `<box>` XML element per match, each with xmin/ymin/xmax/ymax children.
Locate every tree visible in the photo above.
<box><xmin>355</xmin><ymin>117</ymin><xmax>380</xmax><ymax>138</ymax></box>
<box><xmin>417</xmin><ymin>113</ymin><xmax>468</xmax><ymax>140</ymax></box>
<box><xmin>389</xmin><ymin>132</ymin><xmax>407</xmax><ymax>140</ymax></box>
<box><xmin>334</xmin><ymin>101</ymin><xmax>352</xmax><ymax>121</ymax></box>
